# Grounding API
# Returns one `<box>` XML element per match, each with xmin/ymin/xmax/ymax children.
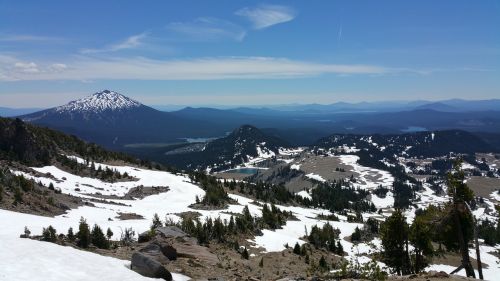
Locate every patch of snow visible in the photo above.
<box><xmin>305</xmin><ymin>173</ymin><xmax>326</xmax><ymax>182</ymax></box>
<box><xmin>296</xmin><ymin>190</ymin><xmax>312</xmax><ymax>200</ymax></box>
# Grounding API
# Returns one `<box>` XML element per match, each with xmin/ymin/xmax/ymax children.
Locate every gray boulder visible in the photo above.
<box><xmin>131</xmin><ymin>252</ymin><xmax>172</xmax><ymax>281</ymax></box>
<box><xmin>156</xmin><ymin>226</ymin><xmax>187</xmax><ymax>238</ymax></box>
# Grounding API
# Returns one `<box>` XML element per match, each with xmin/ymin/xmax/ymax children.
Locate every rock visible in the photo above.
<box><xmin>428</xmin><ymin>271</ymin><xmax>449</xmax><ymax>278</ymax></box>
<box><xmin>159</xmin><ymin>242</ymin><xmax>177</xmax><ymax>260</ymax></box>
<box><xmin>131</xmin><ymin>252</ymin><xmax>172</xmax><ymax>281</ymax></box>
<box><xmin>173</xmin><ymin>238</ymin><xmax>219</xmax><ymax>265</ymax></box>
<box><xmin>138</xmin><ymin>231</ymin><xmax>153</xmax><ymax>243</ymax></box>
<box><xmin>156</xmin><ymin>226</ymin><xmax>187</xmax><ymax>238</ymax></box>
<box><xmin>139</xmin><ymin>242</ymin><xmax>171</xmax><ymax>264</ymax></box>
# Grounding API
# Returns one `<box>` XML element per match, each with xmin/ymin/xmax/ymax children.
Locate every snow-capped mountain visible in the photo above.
<box><xmin>55</xmin><ymin>90</ymin><xmax>142</xmax><ymax>113</ymax></box>
<box><xmin>20</xmin><ymin>90</ymin><xmax>222</xmax><ymax>147</ymax></box>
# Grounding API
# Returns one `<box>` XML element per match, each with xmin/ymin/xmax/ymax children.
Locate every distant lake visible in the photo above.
<box><xmin>179</xmin><ymin>137</ymin><xmax>218</xmax><ymax>143</ymax></box>
<box><xmin>226</xmin><ymin>168</ymin><xmax>260</xmax><ymax>175</ymax></box>
<box><xmin>401</xmin><ymin>126</ymin><xmax>428</xmax><ymax>132</ymax></box>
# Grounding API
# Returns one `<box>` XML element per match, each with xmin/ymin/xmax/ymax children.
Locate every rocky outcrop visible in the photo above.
<box><xmin>172</xmin><ymin>236</ymin><xmax>219</xmax><ymax>265</ymax></box>
<box><xmin>156</xmin><ymin>226</ymin><xmax>187</xmax><ymax>238</ymax></box>
<box><xmin>131</xmin><ymin>226</ymin><xmax>219</xmax><ymax>279</ymax></box>
<box><xmin>131</xmin><ymin>252</ymin><xmax>172</xmax><ymax>281</ymax></box>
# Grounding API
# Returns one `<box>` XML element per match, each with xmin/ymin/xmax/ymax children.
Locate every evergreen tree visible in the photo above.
<box><xmin>446</xmin><ymin>160</ymin><xmax>476</xmax><ymax>278</ymax></box>
<box><xmin>67</xmin><ymin>227</ymin><xmax>75</xmax><ymax>241</ymax></box>
<box><xmin>380</xmin><ymin>209</ymin><xmax>410</xmax><ymax>275</ymax></box>
<box><xmin>91</xmin><ymin>224</ymin><xmax>109</xmax><ymax>249</ymax></box>
<box><xmin>259</xmin><ymin>257</ymin><xmax>264</xmax><ymax>267</ymax></box>
<box><xmin>42</xmin><ymin>225</ymin><xmax>57</xmax><ymax>242</ymax></box>
<box><xmin>106</xmin><ymin>227</ymin><xmax>113</xmax><ymax>241</ymax></box>
<box><xmin>241</xmin><ymin>247</ymin><xmax>249</xmax><ymax>259</ymax></box>
<box><xmin>76</xmin><ymin>217</ymin><xmax>91</xmax><ymax>248</ymax></box>
<box><xmin>293</xmin><ymin>242</ymin><xmax>301</xmax><ymax>255</ymax></box>
<box><xmin>351</xmin><ymin>226</ymin><xmax>362</xmax><ymax>242</ymax></box>
<box><xmin>409</xmin><ymin>215</ymin><xmax>433</xmax><ymax>273</ymax></box>
<box><xmin>319</xmin><ymin>255</ymin><xmax>328</xmax><ymax>270</ymax></box>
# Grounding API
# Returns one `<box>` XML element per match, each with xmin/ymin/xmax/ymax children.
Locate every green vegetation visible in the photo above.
<box><xmin>91</xmin><ymin>224</ymin><xmax>109</xmax><ymax>249</ymax></box>
<box><xmin>42</xmin><ymin>225</ymin><xmax>57</xmax><ymax>242</ymax></box>
<box><xmin>0</xmin><ymin>117</ymin><xmax>141</xmax><ymax>167</ymax></box>
<box><xmin>76</xmin><ymin>217</ymin><xmax>91</xmax><ymax>248</ymax></box>
<box><xmin>307</xmin><ymin>223</ymin><xmax>343</xmax><ymax>256</ymax></box>
<box><xmin>380</xmin><ymin>163</ymin><xmax>479</xmax><ymax>278</ymax></box>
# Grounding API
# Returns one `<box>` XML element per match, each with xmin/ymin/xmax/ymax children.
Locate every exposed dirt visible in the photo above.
<box><xmin>116</xmin><ymin>212</ymin><xmax>145</xmax><ymax>220</ymax></box>
<box><xmin>467</xmin><ymin>176</ymin><xmax>500</xmax><ymax>198</ymax></box>
<box><xmin>0</xmin><ymin>184</ymin><xmax>84</xmax><ymax>217</ymax></box>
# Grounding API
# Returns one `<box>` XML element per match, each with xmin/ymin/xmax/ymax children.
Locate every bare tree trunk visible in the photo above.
<box><xmin>454</xmin><ymin>206</ymin><xmax>476</xmax><ymax>278</ymax></box>
<box><xmin>473</xmin><ymin>216</ymin><xmax>484</xmax><ymax>279</ymax></box>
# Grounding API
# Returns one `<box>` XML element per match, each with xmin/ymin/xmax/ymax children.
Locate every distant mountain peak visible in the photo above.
<box><xmin>55</xmin><ymin>90</ymin><xmax>142</xmax><ymax>113</ymax></box>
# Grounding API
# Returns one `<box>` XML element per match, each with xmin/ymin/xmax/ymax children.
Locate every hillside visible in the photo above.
<box><xmin>164</xmin><ymin>125</ymin><xmax>291</xmax><ymax>171</ymax></box>
<box><xmin>316</xmin><ymin>130</ymin><xmax>497</xmax><ymax>158</ymax></box>
<box><xmin>0</xmin><ymin>117</ymin><xmax>139</xmax><ymax>166</ymax></box>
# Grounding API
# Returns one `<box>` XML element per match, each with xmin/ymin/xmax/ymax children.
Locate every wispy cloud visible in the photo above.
<box><xmin>0</xmin><ymin>34</ymin><xmax>65</xmax><ymax>43</ymax></box>
<box><xmin>0</xmin><ymin>55</ymin><xmax>434</xmax><ymax>82</ymax></box>
<box><xmin>80</xmin><ymin>33</ymin><xmax>148</xmax><ymax>54</ymax></box>
<box><xmin>166</xmin><ymin>17</ymin><xmax>246</xmax><ymax>42</ymax></box>
<box><xmin>235</xmin><ymin>5</ymin><xmax>296</xmax><ymax>29</ymax></box>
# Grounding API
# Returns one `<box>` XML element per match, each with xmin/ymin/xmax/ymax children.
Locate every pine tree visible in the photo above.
<box><xmin>336</xmin><ymin>240</ymin><xmax>343</xmax><ymax>256</ymax></box>
<box><xmin>76</xmin><ymin>217</ymin><xmax>91</xmax><ymax>248</ymax></box>
<box><xmin>259</xmin><ymin>257</ymin><xmax>264</xmax><ymax>267</ymax></box>
<box><xmin>409</xmin><ymin>215</ymin><xmax>433</xmax><ymax>273</ymax></box>
<box><xmin>319</xmin><ymin>255</ymin><xmax>328</xmax><ymax>270</ymax></box>
<box><xmin>380</xmin><ymin>209</ymin><xmax>410</xmax><ymax>275</ymax></box>
<box><xmin>351</xmin><ymin>226</ymin><xmax>362</xmax><ymax>242</ymax></box>
<box><xmin>293</xmin><ymin>242</ymin><xmax>301</xmax><ymax>255</ymax></box>
<box><xmin>446</xmin><ymin>160</ymin><xmax>476</xmax><ymax>278</ymax></box>
<box><xmin>67</xmin><ymin>227</ymin><xmax>75</xmax><ymax>241</ymax></box>
<box><xmin>106</xmin><ymin>227</ymin><xmax>113</xmax><ymax>241</ymax></box>
<box><xmin>241</xmin><ymin>247</ymin><xmax>249</xmax><ymax>259</ymax></box>
<box><xmin>42</xmin><ymin>225</ymin><xmax>57</xmax><ymax>242</ymax></box>
<box><xmin>91</xmin><ymin>224</ymin><xmax>109</xmax><ymax>249</ymax></box>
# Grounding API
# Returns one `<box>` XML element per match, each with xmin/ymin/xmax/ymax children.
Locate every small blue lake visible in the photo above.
<box><xmin>226</xmin><ymin>168</ymin><xmax>260</xmax><ymax>175</ymax></box>
<box><xmin>401</xmin><ymin>126</ymin><xmax>428</xmax><ymax>132</ymax></box>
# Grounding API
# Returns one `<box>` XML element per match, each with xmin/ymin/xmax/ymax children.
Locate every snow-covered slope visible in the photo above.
<box><xmin>55</xmin><ymin>90</ymin><xmax>142</xmax><ymax>113</ymax></box>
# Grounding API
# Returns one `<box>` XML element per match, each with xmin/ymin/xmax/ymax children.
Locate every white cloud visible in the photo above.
<box><xmin>0</xmin><ymin>34</ymin><xmax>64</xmax><ymax>42</ymax></box>
<box><xmin>1</xmin><ymin>55</ymin><xmax>401</xmax><ymax>81</ymax></box>
<box><xmin>80</xmin><ymin>33</ymin><xmax>148</xmax><ymax>54</ymax></box>
<box><xmin>235</xmin><ymin>5</ymin><xmax>296</xmax><ymax>29</ymax></box>
<box><xmin>166</xmin><ymin>17</ymin><xmax>246</xmax><ymax>42</ymax></box>
<box><xmin>14</xmin><ymin>62</ymin><xmax>39</xmax><ymax>73</ymax></box>
<box><xmin>48</xmin><ymin>63</ymin><xmax>68</xmax><ymax>72</ymax></box>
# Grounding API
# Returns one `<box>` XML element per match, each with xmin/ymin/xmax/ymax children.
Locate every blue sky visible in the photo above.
<box><xmin>0</xmin><ymin>0</ymin><xmax>499</xmax><ymax>107</ymax></box>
